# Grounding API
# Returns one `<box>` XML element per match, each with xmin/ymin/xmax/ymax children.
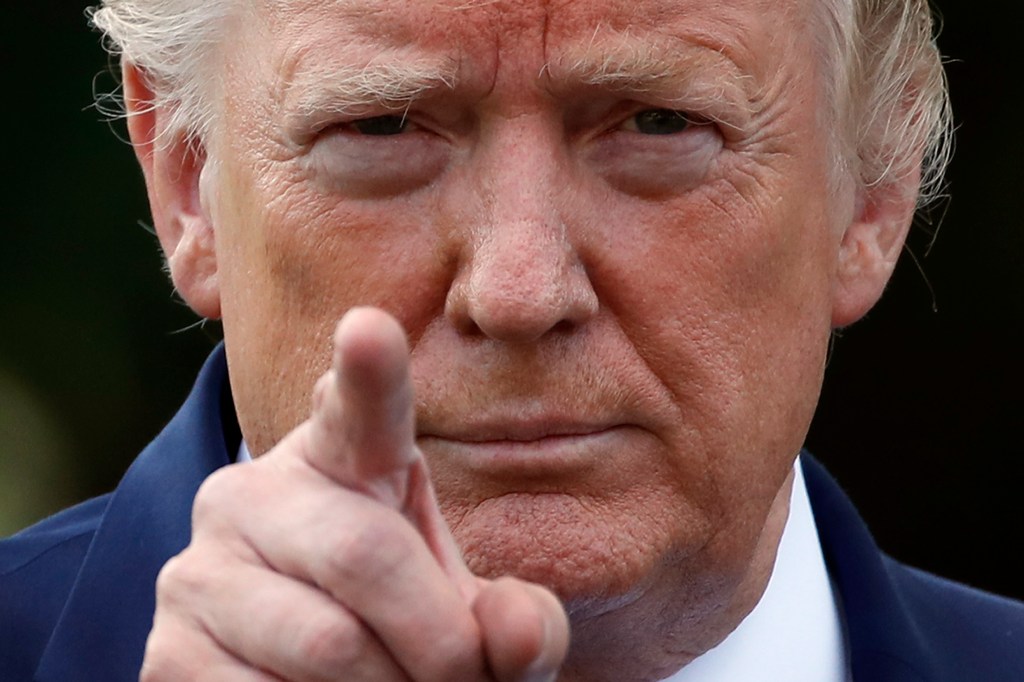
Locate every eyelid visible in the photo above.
<box><xmin>617</xmin><ymin>109</ymin><xmax>704</xmax><ymax>133</ymax></box>
<box><xmin>305</xmin><ymin>111</ymin><xmax>439</xmax><ymax>146</ymax></box>
<box><xmin>344</xmin><ymin>112</ymin><xmax>416</xmax><ymax>135</ymax></box>
<box><xmin>283</xmin><ymin>103</ymin><xmax>418</xmax><ymax>147</ymax></box>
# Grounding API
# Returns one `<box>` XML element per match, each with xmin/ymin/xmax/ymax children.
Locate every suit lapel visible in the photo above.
<box><xmin>803</xmin><ymin>455</ymin><xmax>943</xmax><ymax>682</ymax></box>
<box><xmin>35</xmin><ymin>347</ymin><xmax>237</xmax><ymax>682</ymax></box>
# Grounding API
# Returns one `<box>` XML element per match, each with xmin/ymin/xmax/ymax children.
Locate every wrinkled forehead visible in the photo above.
<box><xmin>257</xmin><ymin>0</ymin><xmax>766</xmax><ymax>45</ymax></box>
<box><xmin>249</xmin><ymin>0</ymin><xmax>813</xmax><ymax>103</ymax></box>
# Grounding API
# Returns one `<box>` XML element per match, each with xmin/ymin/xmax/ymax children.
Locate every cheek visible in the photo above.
<box><xmin>584</xmin><ymin>171</ymin><xmax>835</xmax><ymax>479</ymax></box>
<box><xmin>229</xmin><ymin>157</ymin><xmax>450</xmax><ymax>330</ymax></box>
<box><xmin>213</xmin><ymin>158</ymin><xmax>452</xmax><ymax>449</ymax></box>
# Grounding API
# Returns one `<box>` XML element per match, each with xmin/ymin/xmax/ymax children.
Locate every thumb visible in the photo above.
<box><xmin>474</xmin><ymin>578</ymin><xmax>570</xmax><ymax>682</ymax></box>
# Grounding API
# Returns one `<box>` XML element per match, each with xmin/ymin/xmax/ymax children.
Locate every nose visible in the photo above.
<box><xmin>444</xmin><ymin>139</ymin><xmax>599</xmax><ymax>344</ymax></box>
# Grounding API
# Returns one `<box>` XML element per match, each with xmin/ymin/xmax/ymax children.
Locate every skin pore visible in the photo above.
<box><xmin>135</xmin><ymin>0</ymin><xmax>916</xmax><ymax>678</ymax></box>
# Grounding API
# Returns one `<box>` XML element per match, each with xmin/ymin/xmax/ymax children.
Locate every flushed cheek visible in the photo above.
<box><xmin>644</xmin><ymin>229</ymin><xmax>828</xmax><ymax>401</ymax></box>
<box><xmin>237</xmin><ymin>165</ymin><xmax>449</xmax><ymax>331</ymax></box>
<box><xmin>605</xmin><ymin>158</ymin><xmax>834</xmax><ymax>333</ymax></box>
<box><xmin>215</xmin><ymin>159</ymin><xmax>450</xmax><ymax>447</ymax></box>
<box><xmin>584</xmin><ymin>175</ymin><xmax>833</xmax><ymax>460</ymax></box>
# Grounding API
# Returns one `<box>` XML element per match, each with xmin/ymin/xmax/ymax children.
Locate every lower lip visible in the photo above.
<box><xmin>419</xmin><ymin>427</ymin><xmax>630</xmax><ymax>475</ymax></box>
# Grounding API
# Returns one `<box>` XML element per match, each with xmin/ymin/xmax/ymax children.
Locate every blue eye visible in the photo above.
<box><xmin>351</xmin><ymin>115</ymin><xmax>409</xmax><ymax>136</ymax></box>
<box><xmin>626</xmin><ymin>109</ymin><xmax>694</xmax><ymax>135</ymax></box>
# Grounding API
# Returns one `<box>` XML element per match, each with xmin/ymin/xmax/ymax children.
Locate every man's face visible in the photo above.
<box><xmin>205</xmin><ymin>0</ymin><xmax>850</xmax><ymax>622</ymax></box>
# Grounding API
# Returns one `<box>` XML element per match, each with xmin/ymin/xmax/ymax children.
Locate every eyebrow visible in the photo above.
<box><xmin>280</xmin><ymin>57</ymin><xmax>460</xmax><ymax>129</ymax></box>
<box><xmin>547</xmin><ymin>28</ymin><xmax>760</xmax><ymax>126</ymax></box>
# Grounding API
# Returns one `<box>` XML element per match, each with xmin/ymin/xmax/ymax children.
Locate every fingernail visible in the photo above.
<box><xmin>523</xmin><ymin>665</ymin><xmax>558</xmax><ymax>682</ymax></box>
<box><xmin>523</xmin><ymin>618</ymin><xmax>558</xmax><ymax>682</ymax></box>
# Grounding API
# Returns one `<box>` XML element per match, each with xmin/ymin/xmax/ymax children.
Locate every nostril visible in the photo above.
<box><xmin>454</xmin><ymin>311</ymin><xmax>485</xmax><ymax>338</ymax></box>
<box><xmin>551</xmin><ymin>319</ymin><xmax>576</xmax><ymax>336</ymax></box>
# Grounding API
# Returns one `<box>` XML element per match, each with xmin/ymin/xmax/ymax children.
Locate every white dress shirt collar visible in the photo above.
<box><xmin>661</xmin><ymin>457</ymin><xmax>850</xmax><ymax>681</ymax></box>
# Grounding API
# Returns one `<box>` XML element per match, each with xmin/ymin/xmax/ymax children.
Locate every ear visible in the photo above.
<box><xmin>830</xmin><ymin>171</ymin><xmax>920</xmax><ymax>328</ymax></box>
<box><xmin>123</xmin><ymin>63</ymin><xmax>221</xmax><ymax>320</ymax></box>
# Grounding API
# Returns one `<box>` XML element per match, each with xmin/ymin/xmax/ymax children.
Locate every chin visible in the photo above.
<box><xmin>443</xmin><ymin>489</ymin><xmax>709</xmax><ymax>609</ymax></box>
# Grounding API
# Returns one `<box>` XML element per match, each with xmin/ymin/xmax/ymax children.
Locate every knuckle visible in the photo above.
<box><xmin>421</xmin><ymin>616</ymin><xmax>484</xmax><ymax>680</ymax></box>
<box><xmin>192</xmin><ymin>462</ymin><xmax>280</xmax><ymax>533</ymax></box>
<box><xmin>321</xmin><ymin>513</ymin><xmax>414</xmax><ymax>584</ymax></box>
<box><xmin>293</xmin><ymin>612</ymin><xmax>367</xmax><ymax>672</ymax></box>
<box><xmin>155</xmin><ymin>552</ymin><xmax>208</xmax><ymax>608</ymax></box>
<box><xmin>155</xmin><ymin>554</ymin><xmax>187</xmax><ymax>595</ymax></box>
<box><xmin>191</xmin><ymin>465</ymin><xmax>247</xmax><ymax>524</ymax></box>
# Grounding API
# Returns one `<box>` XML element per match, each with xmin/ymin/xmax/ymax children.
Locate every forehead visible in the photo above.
<box><xmin>258</xmin><ymin>0</ymin><xmax>779</xmax><ymax>39</ymax></box>
<box><xmin>252</xmin><ymin>0</ymin><xmax>813</xmax><ymax>100</ymax></box>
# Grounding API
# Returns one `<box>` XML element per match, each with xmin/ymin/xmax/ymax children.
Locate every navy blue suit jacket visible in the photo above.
<box><xmin>2</xmin><ymin>347</ymin><xmax>1022</xmax><ymax>680</ymax></box>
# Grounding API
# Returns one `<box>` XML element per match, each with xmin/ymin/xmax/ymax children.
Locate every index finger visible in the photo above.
<box><xmin>301</xmin><ymin>307</ymin><xmax>479</xmax><ymax>594</ymax></box>
<box><xmin>305</xmin><ymin>306</ymin><xmax>418</xmax><ymax>509</ymax></box>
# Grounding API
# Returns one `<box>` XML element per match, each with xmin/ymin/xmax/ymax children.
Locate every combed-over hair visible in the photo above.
<box><xmin>89</xmin><ymin>0</ymin><xmax>952</xmax><ymax>207</ymax></box>
<box><xmin>816</xmin><ymin>0</ymin><xmax>951</xmax><ymax>206</ymax></box>
<box><xmin>88</xmin><ymin>0</ymin><xmax>232</xmax><ymax>144</ymax></box>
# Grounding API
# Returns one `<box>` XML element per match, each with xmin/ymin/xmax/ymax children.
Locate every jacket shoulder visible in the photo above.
<box><xmin>0</xmin><ymin>495</ymin><xmax>111</xmax><ymax>679</ymax></box>
<box><xmin>886</xmin><ymin>558</ymin><xmax>1024</xmax><ymax>679</ymax></box>
<box><xmin>802</xmin><ymin>455</ymin><xmax>1024</xmax><ymax>680</ymax></box>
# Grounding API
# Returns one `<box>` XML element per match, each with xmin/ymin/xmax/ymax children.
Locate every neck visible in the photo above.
<box><xmin>556</xmin><ymin>469</ymin><xmax>796</xmax><ymax>682</ymax></box>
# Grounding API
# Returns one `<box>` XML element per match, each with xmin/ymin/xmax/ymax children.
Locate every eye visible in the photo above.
<box><xmin>306</xmin><ymin>112</ymin><xmax>448</xmax><ymax>198</ymax></box>
<box><xmin>622</xmin><ymin>109</ymin><xmax>696</xmax><ymax>135</ymax></box>
<box><xmin>587</xmin><ymin>106</ymin><xmax>721</xmax><ymax>197</ymax></box>
<box><xmin>350</xmin><ymin>115</ymin><xmax>410</xmax><ymax>136</ymax></box>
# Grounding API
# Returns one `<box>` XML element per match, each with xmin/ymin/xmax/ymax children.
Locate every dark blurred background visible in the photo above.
<box><xmin>2</xmin><ymin>2</ymin><xmax>1020</xmax><ymax>600</ymax></box>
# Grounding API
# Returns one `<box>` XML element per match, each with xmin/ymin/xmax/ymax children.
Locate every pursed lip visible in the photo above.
<box><xmin>420</xmin><ymin>418</ymin><xmax>624</xmax><ymax>443</ymax></box>
<box><xmin>417</xmin><ymin>418</ymin><xmax>636</xmax><ymax>475</ymax></box>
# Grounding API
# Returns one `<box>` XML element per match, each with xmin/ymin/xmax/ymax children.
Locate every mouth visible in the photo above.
<box><xmin>417</xmin><ymin>421</ymin><xmax>634</xmax><ymax>477</ymax></box>
<box><xmin>426</xmin><ymin>417</ymin><xmax>623</xmax><ymax>442</ymax></box>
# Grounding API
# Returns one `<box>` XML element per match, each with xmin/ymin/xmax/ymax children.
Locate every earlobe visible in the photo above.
<box><xmin>123</xmin><ymin>63</ymin><xmax>222</xmax><ymax>320</ymax></box>
<box><xmin>831</xmin><ymin>177</ymin><xmax>919</xmax><ymax>328</ymax></box>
